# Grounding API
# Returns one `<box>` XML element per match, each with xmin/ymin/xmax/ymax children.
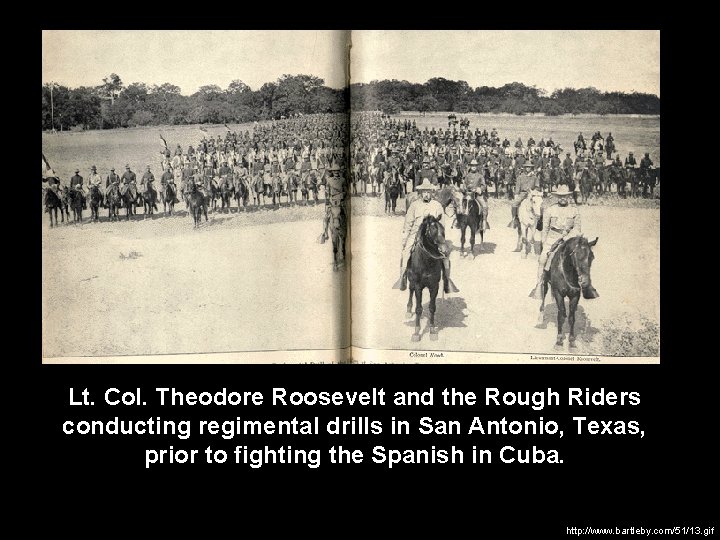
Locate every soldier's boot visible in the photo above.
<box><xmin>392</xmin><ymin>269</ymin><xmax>408</xmax><ymax>291</ymax></box>
<box><xmin>508</xmin><ymin>204</ymin><xmax>518</xmax><ymax>227</ymax></box>
<box><xmin>529</xmin><ymin>264</ymin><xmax>547</xmax><ymax>300</ymax></box>
<box><xmin>442</xmin><ymin>258</ymin><xmax>459</xmax><ymax>294</ymax></box>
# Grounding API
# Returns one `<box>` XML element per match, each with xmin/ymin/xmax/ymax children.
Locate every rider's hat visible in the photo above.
<box><xmin>125</xmin><ymin>164</ymin><xmax>130</xmax><ymax>168</ymax></box>
<box><xmin>110</xmin><ymin>167</ymin><xmax>115</xmax><ymax>171</ymax></box>
<box><xmin>469</xmin><ymin>159</ymin><xmax>478</xmax><ymax>166</ymax></box>
<box><xmin>416</xmin><ymin>179</ymin><xmax>438</xmax><ymax>191</ymax></box>
<box><xmin>555</xmin><ymin>185</ymin><xmax>573</xmax><ymax>196</ymax></box>
<box><xmin>422</xmin><ymin>157</ymin><xmax>430</xmax><ymax>164</ymax></box>
<box><xmin>75</xmin><ymin>168</ymin><xmax>80</xmax><ymax>173</ymax></box>
<box><xmin>523</xmin><ymin>162</ymin><xmax>534</xmax><ymax>168</ymax></box>
<box><xmin>91</xmin><ymin>165</ymin><xmax>96</xmax><ymax>170</ymax></box>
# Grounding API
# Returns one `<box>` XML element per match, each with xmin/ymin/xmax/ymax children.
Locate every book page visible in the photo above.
<box><xmin>349</xmin><ymin>30</ymin><xmax>660</xmax><ymax>364</ymax></box>
<box><xmin>42</xmin><ymin>30</ymin><xmax>351</xmax><ymax>364</ymax></box>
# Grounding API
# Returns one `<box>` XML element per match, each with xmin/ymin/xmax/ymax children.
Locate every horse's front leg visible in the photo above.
<box><xmin>469</xmin><ymin>226</ymin><xmax>476</xmax><ymax>258</ymax></box>
<box><xmin>568</xmin><ymin>293</ymin><xmax>580</xmax><ymax>348</ymax></box>
<box><xmin>554</xmin><ymin>292</ymin><xmax>567</xmax><ymax>348</ymax></box>
<box><xmin>428</xmin><ymin>284</ymin><xmax>439</xmax><ymax>340</ymax></box>
<box><xmin>412</xmin><ymin>287</ymin><xmax>423</xmax><ymax>342</ymax></box>
<box><xmin>460</xmin><ymin>226</ymin><xmax>466</xmax><ymax>257</ymax></box>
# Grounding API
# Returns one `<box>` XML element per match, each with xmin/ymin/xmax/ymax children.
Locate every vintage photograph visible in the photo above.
<box><xmin>42</xmin><ymin>30</ymin><xmax>660</xmax><ymax>364</ymax></box>
<box><xmin>42</xmin><ymin>30</ymin><xmax>352</xmax><ymax>363</ymax></box>
<box><xmin>348</xmin><ymin>30</ymin><xmax>660</xmax><ymax>363</ymax></box>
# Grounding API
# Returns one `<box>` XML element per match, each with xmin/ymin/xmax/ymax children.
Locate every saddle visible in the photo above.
<box><xmin>543</xmin><ymin>237</ymin><xmax>566</xmax><ymax>272</ymax></box>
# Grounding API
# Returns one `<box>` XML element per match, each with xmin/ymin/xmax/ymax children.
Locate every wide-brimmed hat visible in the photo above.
<box><xmin>469</xmin><ymin>159</ymin><xmax>478</xmax><ymax>166</ymax></box>
<box><xmin>416</xmin><ymin>179</ymin><xmax>438</xmax><ymax>191</ymax></box>
<box><xmin>556</xmin><ymin>185</ymin><xmax>573</xmax><ymax>196</ymax></box>
<box><xmin>75</xmin><ymin>168</ymin><xmax>80</xmax><ymax>173</ymax></box>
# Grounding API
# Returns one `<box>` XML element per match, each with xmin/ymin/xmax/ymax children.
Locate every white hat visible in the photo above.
<box><xmin>555</xmin><ymin>185</ymin><xmax>572</xmax><ymax>196</ymax></box>
<box><xmin>415</xmin><ymin>179</ymin><xmax>438</xmax><ymax>191</ymax></box>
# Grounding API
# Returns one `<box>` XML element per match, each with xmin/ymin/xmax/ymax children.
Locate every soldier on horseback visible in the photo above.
<box><xmin>509</xmin><ymin>162</ymin><xmax>540</xmax><ymax>227</ymax></box>
<box><xmin>529</xmin><ymin>184</ymin><xmax>581</xmax><ymax>299</ymax></box>
<box><xmin>394</xmin><ymin>179</ymin><xmax>458</xmax><ymax>294</ymax></box>
<box><xmin>462</xmin><ymin>160</ymin><xmax>490</xmax><ymax>231</ymax></box>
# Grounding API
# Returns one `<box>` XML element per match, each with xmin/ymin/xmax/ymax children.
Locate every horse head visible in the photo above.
<box><xmin>567</xmin><ymin>236</ymin><xmax>599</xmax><ymax>299</ymax></box>
<box><xmin>419</xmin><ymin>215</ymin><xmax>448</xmax><ymax>256</ymax></box>
<box><xmin>530</xmin><ymin>191</ymin><xmax>544</xmax><ymax>216</ymax></box>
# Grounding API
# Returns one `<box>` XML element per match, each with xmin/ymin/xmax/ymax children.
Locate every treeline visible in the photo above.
<box><xmin>42</xmin><ymin>74</ymin><xmax>660</xmax><ymax>131</ymax></box>
<box><xmin>349</xmin><ymin>78</ymin><xmax>660</xmax><ymax>116</ymax></box>
<box><xmin>41</xmin><ymin>73</ymin><xmax>348</xmax><ymax>131</ymax></box>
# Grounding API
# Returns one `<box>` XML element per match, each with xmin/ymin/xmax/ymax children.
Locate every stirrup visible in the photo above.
<box><xmin>392</xmin><ymin>274</ymin><xmax>406</xmax><ymax>290</ymax></box>
<box><xmin>529</xmin><ymin>283</ymin><xmax>544</xmax><ymax>300</ymax></box>
<box><xmin>444</xmin><ymin>278</ymin><xmax>459</xmax><ymax>293</ymax></box>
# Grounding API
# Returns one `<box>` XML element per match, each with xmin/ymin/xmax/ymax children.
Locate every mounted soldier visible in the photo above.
<box><xmin>320</xmin><ymin>163</ymin><xmax>347</xmax><ymax>243</ymax></box>
<box><xmin>394</xmin><ymin>179</ymin><xmax>458</xmax><ymax>294</ymax></box>
<box><xmin>462</xmin><ymin>160</ymin><xmax>490</xmax><ymax>231</ymax></box>
<box><xmin>509</xmin><ymin>162</ymin><xmax>540</xmax><ymax>227</ymax></box>
<box><xmin>529</xmin><ymin>184</ymin><xmax>581</xmax><ymax>299</ymax></box>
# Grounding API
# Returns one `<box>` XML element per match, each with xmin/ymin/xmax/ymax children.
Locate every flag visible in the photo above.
<box><xmin>159</xmin><ymin>133</ymin><xmax>168</xmax><ymax>150</ymax></box>
<box><xmin>42</xmin><ymin>152</ymin><xmax>58</xmax><ymax>181</ymax></box>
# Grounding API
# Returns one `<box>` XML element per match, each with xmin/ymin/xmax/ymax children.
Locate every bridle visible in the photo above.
<box><xmin>416</xmin><ymin>219</ymin><xmax>448</xmax><ymax>260</ymax></box>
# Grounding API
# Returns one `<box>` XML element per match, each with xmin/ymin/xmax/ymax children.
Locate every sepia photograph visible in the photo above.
<box><xmin>348</xmin><ymin>30</ymin><xmax>660</xmax><ymax>363</ymax></box>
<box><xmin>42</xmin><ymin>29</ymin><xmax>660</xmax><ymax>364</ymax></box>
<box><xmin>42</xmin><ymin>30</ymin><xmax>352</xmax><ymax>363</ymax></box>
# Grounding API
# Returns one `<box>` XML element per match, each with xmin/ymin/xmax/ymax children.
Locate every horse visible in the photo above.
<box><xmin>142</xmin><ymin>185</ymin><xmax>158</xmax><ymax>217</ymax></box>
<box><xmin>384</xmin><ymin>170</ymin><xmax>400</xmax><ymax>214</ymax></box>
<box><xmin>271</xmin><ymin>174</ymin><xmax>284</xmax><ymax>207</ymax></box>
<box><xmin>220</xmin><ymin>179</ymin><xmax>234</xmax><ymax>213</ymax></box>
<box><xmin>251</xmin><ymin>174</ymin><xmax>265</xmax><ymax>206</ymax></box>
<box><xmin>161</xmin><ymin>182</ymin><xmax>178</xmax><ymax>215</ymax></box>
<box><xmin>44</xmin><ymin>186</ymin><xmax>64</xmax><ymax>228</ymax></box>
<box><xmin>122</xmin><ymin>187</ymin><xmax>140</xmax><ymax>221</ymax></box>
<box><xmin>454</xmin><ymin>190</ymin><xmax>484</xmax><ymax>258</ymax></box>
<box><xmin>405</xmin><ymin>215</ymin><xmax>449</xmax><ymax>342</ymax></box>
<box><xmin>234</xmin><ymin>177</ymin><xmax>250</xmax><ymax>209</ymax></box>
<box><xmin>106</xmin><ymin>184</ymin><xmax>122</xmax><ymax>221</ymax></box>
<box><xmin>88</xmin><ymin>185</ymin><xmax>103</xmax><ymax>222</ymax></box>
<box><xmin>187</xmin><ymin>183</ymin><xmax>208</xmax><ymax>228</ymax></box>
<box><xmin>515</xmin><ymin>191</ymin><xmax>544</xmax><ymax>257</ymax></box>
<box><xmin>67</xmin><ymin>189</ymin><xmax>85</xmax><ymax>224</ymax></box>
<box><xmin>605</xmin><ymin>139</ymin><xmax>615</xmax><ymax>159</ymax></box>
<box><xmin>536</xmin><ymin>236</ymin><xmax>599</xmax><ymax>349</ymax></box>
<box><xmin>579</xmin><ymin>169</ymin><xmax>595</xmax><ymax>204</ymax></box>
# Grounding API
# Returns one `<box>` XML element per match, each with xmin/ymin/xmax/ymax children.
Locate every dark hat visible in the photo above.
<box><xmin>110</xmin><ymin>167</ymin><xmax>115</xmax><ymax>171</ymax></box>
<box><xmin>75</xmin><ymin>168</ymin><xmax>80</xmax><ymax>173</ymax></box>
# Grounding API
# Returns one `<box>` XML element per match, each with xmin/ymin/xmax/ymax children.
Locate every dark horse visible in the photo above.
<box><xmin>537</xmin><ymin>236</ymin><xmax>600</xmax><ymax>349</ymax></box>
<box><xmin>161</xmin><ymin>182</ymin><xmax>178</xmax><ymax>215</ymax></box>
<box><xmin>405</xmin><ymin>215</ymin><xmax>449</xmax><ymax>342</ymax></box>
<box><xmin>187</xmin><ymin>183</ymin><xmax>208</xmax><ymax>228</ymax></box>
<box><xmin>458</xmin><ymin>193</ymin><xmax>484</xmax><ymax>257</ymax></box>
<box><xmin>106</xmin><ymin>184</ymin><xmax>122</xmax><ymax>221</ymax></box>
<box><xmin>67</xmin><ymin>188</ymin><xmax>85</xmax><ymax>224</ymax></box>
<box><xmin>88</xmin><ymin>185</ymin><xmax>103</xmax><ymax>222</ymax></box>
<box><xmin>44</xmin><ymin>186</ymin><xmax>64</xmax><ymax>228</ymax></box>
<box><xmin>384</xmin><ymin>171</ymin><xmax>400</xmax><ymax>213</ymax></box>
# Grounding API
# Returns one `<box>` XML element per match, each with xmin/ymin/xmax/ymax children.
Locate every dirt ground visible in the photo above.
<box><xmin>42</xmin><ymin>194</ymin><xmax>659</xmax><ymax>361</ymax></box>
<box><xmin>42</xmin><ymin>202</ymin><xmax>350</xmax><ymax>359</ymax></box>
<box><xmin>351</xmin><ymin>196</ymin><xmax>660</xmax><ymax>357</ymax></box>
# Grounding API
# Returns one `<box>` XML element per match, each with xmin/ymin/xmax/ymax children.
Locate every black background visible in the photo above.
<box><xmin>31</xmin><ymin>16</ymin><xmax>714</xmax><ymax>535</ymax></box>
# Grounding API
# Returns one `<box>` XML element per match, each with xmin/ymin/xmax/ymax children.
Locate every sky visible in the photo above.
<box><xmin>42</xmin><ymin>30</ymin><xmax>349</xmax><ymax>94</ymax></box>
<box><xmin>351</xmin><ymin>30</ymin><xmax>660</xmax><ymax>96</ymax></box>
<box><xmin>42</xmin><ymin>30</ymin><xmax>659</xmax><ymax>96</ymax></box>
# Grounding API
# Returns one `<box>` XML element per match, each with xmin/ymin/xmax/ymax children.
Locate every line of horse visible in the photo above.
<box><xmin>43</xmin><ymin>169</ymin><xmax>336</xmax><ymax>228</ymax></box>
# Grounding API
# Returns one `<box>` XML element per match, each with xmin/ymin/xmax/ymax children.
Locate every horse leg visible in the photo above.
<box><xmin>469</xmin><ymin>225</ymin><xmax>476</xmax><ymax>259</ymax></box>
<box><xmin>554</xmin><ymin>292</ymin><xmax>567</xmax><ymax>348</ymax></box>
<box><xmin>460</xmin><ymin>226</ymin><xmax>466</xmax><ymax>257</ymax></box>
<box><xmin>406</xmin><ymin>286</ymin><xmax>414</xmax><ymax>317</ymax></box>
<box><xmin>428</xmin><ymin>284</ymin><xmax>439</xmax><ymax>340</ymax></box>
<box><xmin>412</xmin><ymin>287</ymin><xmax>423</xmax><ymax>342</ymax></box>
<box><xmin>568</xmin><ymin>293</ymin><xmax>580</xmax><ymax>349</ymax></box>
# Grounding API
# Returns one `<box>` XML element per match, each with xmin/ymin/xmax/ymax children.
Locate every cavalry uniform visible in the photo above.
<box><xmin>106</xmin><ymin>169</ymin><xmax>120</xmax><ymax>188</ymax></box>
<box><xmin>625</xmin><ymin>153</ymin><xmax>637</xmax><ymax>168</ymax></box>
<box><xmin>530</xmin><ymin>185</ymin><xmax>581</xmax><ymax>299</ymax></box>
<box><xmin>70</xmin><ymin>171</ymin><xmax>83</xmax><ymax>190</ymax></box>
<box><xmin>416</xmin><ymin>161</ymin><xmax>438</xmax><ymax>187</ymax></box>
<box><xmin>394</xmin><ymin>179</ymin><xmax>458</xmax><ymax>294</ymax></box>
<box><xmin>510</xmin><ymin>164</ymin><xmax>540</xmax><ymax>226</ymax></box>
<box><xmin>463</xmin><ymin>162</ymin><xmax>490</xmax><ymax>230</ymax></box>
<box><xmin>121</xmin><ymin>167</ymin><xmax>137</xmax><ymax>198</ymax></box>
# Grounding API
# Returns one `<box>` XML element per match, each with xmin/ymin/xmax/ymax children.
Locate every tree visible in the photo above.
<box><xmin>99</xmin><ymin>73</ymin><xmax>123</xmax><ymax>104</ymax></box>
<box><xmin>226</xmin><ymin>80</ymin><xmax>251</xmax><ymax>95</ymax></box>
